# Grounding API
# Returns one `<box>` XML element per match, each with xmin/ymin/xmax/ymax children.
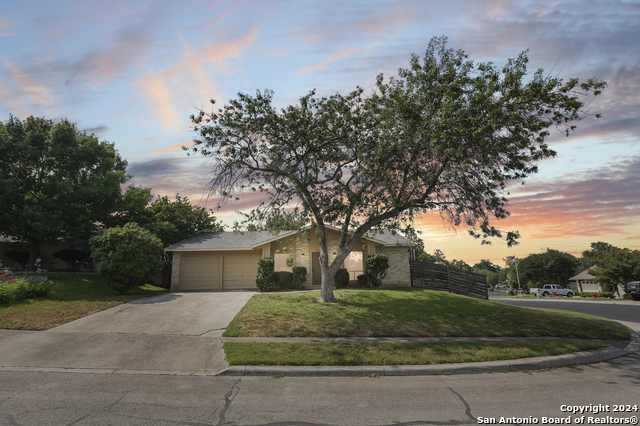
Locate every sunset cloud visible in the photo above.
<box><xmin>133</xmin><ymin>27</ymin><xmax>259</xmax><ymax>129</ymax></box>
<box><xmin>134</xmin><ymin>71</ymin><xmax>182</xmax><ymax>130</ymax></box>
<box><xmin>296</xmin><ymin>49</ymin><xmax>361</xmax><ymax>74</ymax></box>
<box><xmin>150</xmin><ymin>141</ymin><xmax>194</xmax><ymax>154</ymax></box>
<box><xmin>0</xmin><ymin>58</ymin><xmax>56</xmax><ymax>112</ymax></box>
<box><xmin>0</xmin><ymin>18</ymin><xmax>16</xmax><ymax>37</ymax></box>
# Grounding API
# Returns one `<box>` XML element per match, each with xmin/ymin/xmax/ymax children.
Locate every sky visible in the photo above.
<box><xmin>1</xmin><ymin>0</ymin><xmax>639</xmax><ymax>267</ymax></box>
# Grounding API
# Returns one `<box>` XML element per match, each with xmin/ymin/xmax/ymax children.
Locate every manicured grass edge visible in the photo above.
<box><xmin>223</xmin><ymin>341</ymin><xmax>609</xmax><ymax>366</ymax></box>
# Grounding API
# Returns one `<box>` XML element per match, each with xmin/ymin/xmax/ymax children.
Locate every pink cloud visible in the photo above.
<box><xmin>296</xmin><ymin>49</ymin><xmax>361</xmax><ymax>74</ymax></box>
<box><xmin>134</xmin><ymin>71</ymin><xmax>181</xmax><ymax>129</ymax></box>
<box><xmin>133</xmin><ymin>27</ymin><xmax>259</xmax><ymax>129</ymax></box>
<box><xmin>150</xmin><ymin>142</ymin><xmax>194</xmax><ymax>154</ymax></box>
<box><xmin>0</xmin><ymin>58</ymin><xmax>56</xmax><ymax>113</ymax></box>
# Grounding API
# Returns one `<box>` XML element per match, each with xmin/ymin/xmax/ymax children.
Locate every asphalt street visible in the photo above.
<box><xmin>491</xmin><ymin>298</ymin><xmax>640</xmax><ymax>331</ymax></box>
<box><xmin>1</xmin><ymin>351</ymin><xmax>639</xmax><ymax>426</ymax></box>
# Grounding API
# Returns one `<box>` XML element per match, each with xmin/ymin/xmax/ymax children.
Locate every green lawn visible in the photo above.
<box><xmin>0</xmin><ymin>273</ymin><xmax>167</xmax><ymax>330</ymax></box>
<box><xmin>223</xmin><ymin>340</ymin><xmax>609</xmax><ymax>366</ymax></box>
<box><xmin>224</xmin><ymin>288</ymin><xmax>630</xmax><ymax>340</ymax></box>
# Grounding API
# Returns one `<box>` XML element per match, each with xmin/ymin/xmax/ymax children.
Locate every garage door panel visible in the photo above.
<box><xmin>223</xmin><ymin>254</ymin><xmax>260</xmax><ymax>289</ymax></box>
<box><xmin>180</xmin><ymin>253</ymin><xmax>220</xmax><ymax>290</ymax></box>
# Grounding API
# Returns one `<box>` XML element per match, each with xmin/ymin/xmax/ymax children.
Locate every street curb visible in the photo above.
<box><xmin>216</xmin><ymin>329</ymin><xmax>639</xmax><ymax>377</ymax></box>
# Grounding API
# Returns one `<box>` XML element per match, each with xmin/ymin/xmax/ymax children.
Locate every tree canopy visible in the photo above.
<box><xmin>584</xmin><ymin>242</ymin><xmax>640</xmax><ymax>296</ymax></box>
<box><xmin>0</xmin><ymin>115</ymin><xmax>128</xmax><ymax>270</ymax></box>
<box><xmin>188</xmin><ymin>37</ymin><xmax>605</xmax><ymax>302</ymax></box>
<box><xmin>109</xmin><ymin>186</ymin><xmax>225</xmax><ymax>288</ymax></box>
<box><xmin>506</xmin><ymin>249</ymin><xmax>580</xmax><ymax>290</ymax></box>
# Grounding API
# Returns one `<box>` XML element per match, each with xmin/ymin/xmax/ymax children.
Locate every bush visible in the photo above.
<box><xmin>0</xmin><ymin>278</ymin><xmax>53</xmax><ymax>304</ymax></box>
<box><xmin>356</xmin><ymin>274</ymin><xmax>368</xmax><ymax>287</ymax></box>
<box><xmin>622</xmin><ymin>294</ymin><xmax>631</xmax><ymax>300</ymax></box>
<box><xmin>334</xmin><ymin>268</ymin><xmax>350</xmax><ymax>288</ymax></box>
<box><xmin>0</xmin><ymin>286</ymin><xmax>12</xmax><ymax>305</ymax></box>
<box><xmin>579</xmin><ymin>292</ymin><xmax>614</xmax><ymax>298</ymax></box>
<box><xmin>291</xmin><ymin>266</ymin><xmax>307</xmax><ymax>289</ymax></box>
<box><xmin>256</xmin><ymin>258</ymin><xmax>275</xmax><ymax>292</ymax></box>
<box><xmin>16</xmin><ymin>280</ymin><xmax>52</xmax><ymax>299</ymax></box>
<box><xmin>365</xmin><ymin>254</ymin><xmax>389</xmax><ymax>288</ymax></box>
<box><xmin>90</xmin><ymin>223</ymin><xmax>163</xmax><ymax>295</ymax></box>
<box><xmin>273</xmin><ymin>271</ymin><xmax>294</xmax><ymax>289</ymax></box>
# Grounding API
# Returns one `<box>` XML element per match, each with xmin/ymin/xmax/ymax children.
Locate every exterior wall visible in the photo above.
<box><xmin>375</xmin><ymin>245</ymin><xmax>411</xmax><ymax>287</ymax></box>
<box><xmin>170</xmin><ymin>252</ymin><xmax>181</xmax><ymax>292</ymax></box>
<box><xmin>294</xmin><ymin>230</ymin><xmax>311</xmax><ymax>282</ymax></box>
<box><xmin>169</xmin><ymin>229</ymin><xmax>412</xmax><ymax>290</ymax></box>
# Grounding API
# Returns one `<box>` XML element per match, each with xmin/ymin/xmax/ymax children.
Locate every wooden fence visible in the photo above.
<box><xmin>409</xmin><ymin>261</ymin><xmax>488</xmax><ymax>300</ymax></box>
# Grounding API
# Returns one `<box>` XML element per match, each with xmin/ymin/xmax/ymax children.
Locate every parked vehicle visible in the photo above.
<box><xmin>624</xmin><ymin>281</ymin><xmax>640</xmax><ymax>301</ymax></box>
<box><xmin>529</xmin><ymin>284</ymin><xmax>574</xmax><ymax>297</ymax></box>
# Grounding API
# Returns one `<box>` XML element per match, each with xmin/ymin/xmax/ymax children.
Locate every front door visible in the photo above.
<box><xmin>312</xmin><ymin>252</ymin><xmax>321</xmax><ymax>286</ymax></box>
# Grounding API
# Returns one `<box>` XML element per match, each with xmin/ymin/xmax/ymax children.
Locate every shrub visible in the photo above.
<box><xmin>365</xmin><ymin>254</ymin><xmax>389</xmax><ymax>288</ymax></box>
<box><xmin>356</xmin><ymin>274</ymin><xmax>368</xmax><ymax>287</ymax></box>
<box><xmin>579</xmin><ymin>292</ymin><xmax>614</xmax><ymax>298</ymax></box>
<box><xmin>622</xmin><ymin>294</ymin><xmax>631</xmax><ymax>300</ymax></box>
<box><xmin>334</xmin><ymin>268</ymin><xmax>350</xmax><ymax>288</ymax></box>
<box><xmin>0</xmin><ymin>286</ymin><xmax>12</xmax><ymax>305</ymax></box>
<box><xmin>273</xmin><ymin>271</ymin><xmax>294</xmax><ymax>289</ymax></box>
<box><xmin>16</xmin><ymin>280</ymin><xmax>52</xmax><ymax>299</ymax></box>
<box><xmin>291</xmin><ymin>266</ymin><xmax>307</xmax><ymax>289</ymax></box>
<box><xmin>256</xmin><ymin>258</ymin><xmax>275</xmax><ymax>292</ymax></box>
<box><xmin>90</xmin><ymin>223</ymin><xmax>163</xmax><ymax>295</ymax></box>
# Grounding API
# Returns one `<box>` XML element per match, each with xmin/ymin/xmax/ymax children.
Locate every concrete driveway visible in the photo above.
<box><xmin>0</xmin><ymin>292</ymin><xmax>254</xmax><ymax>375</ymax></box>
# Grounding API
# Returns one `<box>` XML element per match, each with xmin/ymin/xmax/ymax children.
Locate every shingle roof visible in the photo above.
<box><xmin>569</xmin><ymin>267</ymin><xmax>596</xmax><ymax>281</ymax></box>
<box><xmin>165</xmin><ymin>228</ymin><xmax>412</xmax><ymax>252</ymax></box>
<box><xmin>164</xmin><ymin>231</ymin><xmax>276</xmax><ymax>251</ymax></box>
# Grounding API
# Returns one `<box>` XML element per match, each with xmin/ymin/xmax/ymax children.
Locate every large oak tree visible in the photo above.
<box><xmin>188</xmin><ymin>37</ymin><xmax>605</xmax><ymax>302</ymax></box>
<box><xmin>0</xmin><ymin>115</ymin><xmax>128</xmax><ymax>270</ymax></box>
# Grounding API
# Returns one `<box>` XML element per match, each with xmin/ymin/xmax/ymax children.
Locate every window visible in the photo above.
<box><xmin>344</xmin><ymin>252</ymin><xmax>363</xmax><ymax>280</ymax></box>
<box><xmin>274</xmin><ymin>253</ymin><xmax>294</xmax><ymax>272</ymax></box>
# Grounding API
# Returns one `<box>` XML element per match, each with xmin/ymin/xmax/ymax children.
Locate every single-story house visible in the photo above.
<box><xmin>164</xmin><ymin>225</ymin><xmax>413</xmax><ymax>292</ymax></box>
<box><xmin>0</xmin><ymin>236</ymin><xmax>93</xmax><ymax>272</ymax></box>
<box><xmin>569</xmin><ymin>267</ymin><xmax>624</xmax><ymax>295</ymax></box>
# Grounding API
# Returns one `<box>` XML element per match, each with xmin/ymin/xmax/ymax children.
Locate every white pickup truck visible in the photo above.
<box><xmin>529</xmin><ymin>284</ymin><xmax>574</xmax><ymax>297</ymax></box>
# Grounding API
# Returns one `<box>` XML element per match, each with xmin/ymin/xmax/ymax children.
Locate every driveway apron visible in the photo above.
<box><xmin>0</xmin><ymin>292</ymin><xmax>254</xmax><ymax>375</ymax></box>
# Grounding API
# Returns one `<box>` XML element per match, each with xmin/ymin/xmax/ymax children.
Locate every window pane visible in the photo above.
<box><xmin>344</xmin><ymin>252</ymin><xmax>363</xmax><ymax>280</ymax></box>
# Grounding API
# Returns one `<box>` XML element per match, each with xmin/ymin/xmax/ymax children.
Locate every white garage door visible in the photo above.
<box><xmin>179</xmin><ymin>252</ymin><xmax>220</xmax><ymax>290</ymax></box>
<box><xmin>223</xmin><ymin>254</ymin><xmax>261</xmax><ymax>289</ymax></box>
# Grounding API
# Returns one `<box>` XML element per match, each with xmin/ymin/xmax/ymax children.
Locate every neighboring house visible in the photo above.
<box><xmin>569</xmin><ymin>267</ymin><xmax>624</xmax><ymax>295</ymax></box>
<box><xmin>569</xmin><ymin>267</ymin><xmax>599</xmax><ymax>293</ymax></box>
<box><xmin>164</xmin><ymin>225</ymin><xmax>413</xmax><ymax>292</ymax></box>
<box><xmin>0</xmin><ymin>236</ymin><xmax>93</xmax><ymax>272</ymax></box>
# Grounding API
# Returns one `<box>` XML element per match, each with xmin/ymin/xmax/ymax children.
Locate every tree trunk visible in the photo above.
<box><xmin>316</xmin><ymin>225</ymin><xmax>337</xmax><ymax>302</ymax></box>
<box><xmin>28</xmin><ymin>241</ymin><xmax>40</xmax><ymax>271</ymax></box>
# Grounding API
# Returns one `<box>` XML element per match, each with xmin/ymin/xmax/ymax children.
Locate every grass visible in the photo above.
<box><xmin>223</xmin><ymin>288</ymin><xmax>630</xmax><ymax>340</ymax></box>
<box><xmin>223</xmin><ymin>341</ymin><xmax>609</xmax><ymax>366</ymax></box>
<box><xmin>0</xmin><ymin>273</ymin><xmax>167</xmax><ymax>330</ymax></box>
